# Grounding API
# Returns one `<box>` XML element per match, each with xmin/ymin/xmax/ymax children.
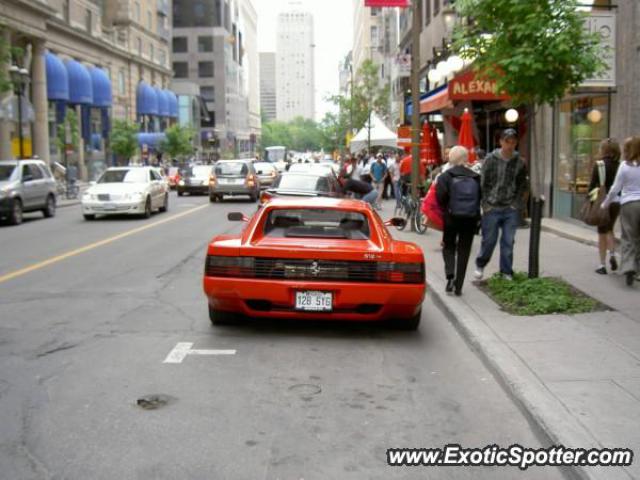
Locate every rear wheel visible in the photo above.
<box><xmin>177</xmin><ymin>190</ymin><xmax>184</xmax><ymax>197</ymax></box>
<box><xmin>414</xmin><ymin>210</ymin><xmax>428</xmax><ymax>234</ymax></box>
<box><xmin>208</xmin><ymin>305</ymin><xmax>241</xmax><ymax>326</ymax></box>
<box><xmin>83</xmin><ymin>214</ymin><xmax>95</xmax><ymax>221</ymax></box>
<box><xmin>393</xmin><ymin>309</ymin><xmax>421</xmax><ymax>331</ymax></box>
<box><xmin>8</xmin><ymin>198</ymin><xmax>23</xmax><ymax>225</ymax></box>
<box><xmin>42</xmin><ymin>194</ymin><xmax>56</xmax><ymax>218</ymax></box>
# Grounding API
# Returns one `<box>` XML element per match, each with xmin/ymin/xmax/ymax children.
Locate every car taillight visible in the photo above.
<box><xmin>260</xmin><ymin>191</ymin><xmax>273</xmax><ymax>205</ymax></box>
<box><xmin>205</xmin><ymin>256</ymin><xmax>254</xmax><ymax>277</ymax></box>
<box><xmin>246</xmin><ymin>174</ymin><xmax>256</xmax><ymax>187</ymax></box>
<box><xmin>376</xmin><ymin>262</ymin><xmax>424</xmax><ymax>283</ymax></box>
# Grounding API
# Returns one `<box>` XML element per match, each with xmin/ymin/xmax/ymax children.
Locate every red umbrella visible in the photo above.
<box><xmin>430</xmin><ymin>126</ymin><xmax>442</xmax><ymax>165</ymax></box>
<box><xmin>458</xmin><ymin>108</ymin><xmax>477</xmax><ymax>163</ymax></box>
<box><xmin>420</xmin><ymin>122</ymin><xmax>438</xmax><ymax>166</ymax></box>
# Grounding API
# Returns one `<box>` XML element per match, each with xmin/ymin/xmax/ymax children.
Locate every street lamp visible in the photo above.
<box><xmin>9</xmin><ymin>65</ymin><xmax>30</xmax><ymax>159</ymax></box>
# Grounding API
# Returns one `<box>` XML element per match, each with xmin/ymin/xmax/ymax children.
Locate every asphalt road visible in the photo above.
<box><xmin>0</xmin><ymin>193</ymin><xmax>566</xmax><ymax>480</ymax></box>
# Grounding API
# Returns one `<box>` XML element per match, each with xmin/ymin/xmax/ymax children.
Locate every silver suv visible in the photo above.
<box><xmin>0</xmin><ymin>159</ymin><xmax>58</xmax><ymax>225</ymax></box>
<box><xmin>209</xmin><ymin>159</ymin><xmax>260</xmax><ymax>202</ymax></box>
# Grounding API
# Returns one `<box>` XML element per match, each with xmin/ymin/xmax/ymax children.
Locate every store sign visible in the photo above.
<box><xmin>582</xmin><ymin>12</ymin><xmax>616</xmax><ymax>88</ymax></box>
<box><xmin>364</xmin><ymin>0</ymin><xmax>409</xmax><ymax>7</ymax></box>
<box><xmin>397</xmin><ymin>126</ymin><xmax>412</xmax><ymax>147</ymax></box>
<box><xmin>448</xmin><ymin>70</ymin><xmax>510</xmax><ymax>101</ymax></box>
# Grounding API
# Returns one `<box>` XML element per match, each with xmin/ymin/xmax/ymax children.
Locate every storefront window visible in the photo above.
<box><xmin>553</xmin><ymin>95</ymin><xmax>610</xmax><ymax>221</ymax></box>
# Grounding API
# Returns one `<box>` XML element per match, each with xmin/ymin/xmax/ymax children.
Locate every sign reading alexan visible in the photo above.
<box><xmin>582</xmin><ymin>11</ymin><xmax>616</xmax><ymax>88</ymax></box>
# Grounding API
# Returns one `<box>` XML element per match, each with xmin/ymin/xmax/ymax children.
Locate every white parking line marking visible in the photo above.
<box><xmin>163</xmin><ymin>342</ymin><xmax>236</xmax><ymax>363</ymax></box>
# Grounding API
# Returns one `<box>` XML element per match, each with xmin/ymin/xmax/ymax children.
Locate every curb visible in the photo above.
<box><xmin>541</xmin><ymin>224</ymin><xmax>598</xmax><ymax>248</ymax></box>
<box><xmin>426</xmin><ymin>270</ymin><xmax>617</xmax><ymax>480</ymax></box>
<box><xmin>57</xmin><ymin>200</ymin><xmax>80</xmax><ymax>209</ymax></box>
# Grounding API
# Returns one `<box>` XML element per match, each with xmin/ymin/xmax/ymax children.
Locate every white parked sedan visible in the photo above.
<box><xmin>81</xmin><ymin>166</ymin><xmax>169</xmax><ymax>220</ymax></box>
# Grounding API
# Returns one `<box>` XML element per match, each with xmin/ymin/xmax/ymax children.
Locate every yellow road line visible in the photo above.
<box><xmin>0</xmin><ymin>204</ymin><xmax>210</xmax><ymax>285</ymax></box>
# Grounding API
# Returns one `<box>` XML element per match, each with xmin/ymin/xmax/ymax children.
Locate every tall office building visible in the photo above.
<box><xmin>275</xmin><ymin>8</ymin><xmax>315</xmax><ymax>121</ymax></box>
<box><xmin>259</xmin><ymin>52</ymin><xmax>277</xmax><ymax>122</ymax></box>
<box><xmin>172</xmin><ymin>0</ymin><xmax>260</xmax><ymax>157</ymax></box>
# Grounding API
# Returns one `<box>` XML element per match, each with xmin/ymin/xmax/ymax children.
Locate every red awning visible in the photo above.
<box><xmin>420</xmin><ymin>87</ymin><xmax>453</xmax><ymax>114</ymax></box>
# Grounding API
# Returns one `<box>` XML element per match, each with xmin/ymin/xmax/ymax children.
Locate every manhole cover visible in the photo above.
<box><xmin>136</xmin><ymin>394</ymin><xmax>176</xmax><ymax>410</ymax></box>
<box><xmin>288</xmin><ymin>384</ymin><xmax>321</xmax><ymax>397</ymax></box>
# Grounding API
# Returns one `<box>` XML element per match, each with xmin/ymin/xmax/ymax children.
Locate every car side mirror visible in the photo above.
<box><xmin>228</xmin><ymin>212</ymin><xmax>249</xmax><ymax>222</ymax></box>
<box><xmin>385</xmin><ymin>217</ymin><xmax>406</xmax><ymax>228</ymax></box>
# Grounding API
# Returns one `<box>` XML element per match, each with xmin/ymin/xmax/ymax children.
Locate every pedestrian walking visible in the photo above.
<box><xmin>474</xmin><ymin>128</ymin><xmax>527</xmax><ymax>280</ymax></box>
<box><xmin>371</xmin><ymin>153</ymin><xmax>387</xmax><ymax>209</ymax></box>
<box><xmin>589</xmin><ymin>138</ymin><xmax>621</xmax><ymax>275</ymax></box>
<box><xmin>436</xmin><ymin>146</ymin><xmax>481</xmax><ymax>295</ymax></box>
<box><xmin>601</xmin><ymin>136</ymin><xmax>640</xmax><ymax>286</ymax></box>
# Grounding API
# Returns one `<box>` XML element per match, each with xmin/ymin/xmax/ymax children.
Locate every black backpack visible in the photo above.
<box><xmin>448</xmin><ymin>174</ymin><xmax>480</xmax><ymax>217</ymax></box>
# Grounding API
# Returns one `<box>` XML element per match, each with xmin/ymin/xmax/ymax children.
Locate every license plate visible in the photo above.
<box><xmin>234</xmin><ymin>178</ymin><xmax>245</xmax><ymax>184</ymax></box>
<box><xmin>103</xmin><ymin>203</ymin><xmax>116</xmax><ymax>210</ymax></box>
<box><xmin>295</xmin><ymin>291</ymin><xmax>332</xmax><ymax>311</ymax></box>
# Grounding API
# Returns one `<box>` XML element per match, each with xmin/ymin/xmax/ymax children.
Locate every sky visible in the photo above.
<box><xmin>254</xmin><ymin>0</ymin><xmax>354</xmax><ymax>122</ymax></box>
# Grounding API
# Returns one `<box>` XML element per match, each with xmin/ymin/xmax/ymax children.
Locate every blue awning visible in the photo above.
<box><xmin>155</xmin><ymin>87</ymin><xmax>169</xmax><ymax>116</ymax></box>
<box><xmin>45</xmin><ymin>53</ymin><xmax>69</xmax><ymax>101</ymax></box>
<box><xmin>89</xmin><ymin>67</ymin><xmax>112</xmax><ymax>107</ymax></box>
<box><xmin>165</xmin><ymin>90</ymin><xmax>178</xmax><ymax>118</ymax></box>
<box><xmin>137</xmin><ymin>82</ymin><xmax>158</xmax><ymax>115</ymax></box>
<box><xmin>65</xmin><ymin>59</ymin><xmax>93</xmax><ymax>105</ymax></box>
<box><xmin>137</xmin><ymin>132</ymin><xmax>166</xmax><ymax>148</ymax></box>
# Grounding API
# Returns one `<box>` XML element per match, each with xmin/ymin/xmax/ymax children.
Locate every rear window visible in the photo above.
<box><xmin>273</xmin><ymin>174</ymin><xmax>329</xmax><ymax>192</ymax></box>
<box><xmin>184</xmin><ymin>166</ymin><xmax>213</xmax><ymax>178</ymax></box>
<box><xmin>264</xmin><ymin>208</ymin><xmax>370</xmax><ymax>240</ymax></box>
<box><xmin>0</xmin><ymin>164</ymin><xmax>16</xmax><ymax>181</ymax></box>
<box><xmin>216</xmin><ymin>162</ymin><xmax>248</xmax><ymax>176</ymax></box>
<box><xmin>253</xmin><ymin>163</ymin><xmax>275</xmax><ymax>174</ymax></box>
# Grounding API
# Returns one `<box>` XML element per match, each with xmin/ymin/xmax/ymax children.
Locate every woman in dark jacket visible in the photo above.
<box><xmin>589</xmin><ymin>138</ymin><xmax>621</xmax><ymax>274</ymax></box>
<box><xmin>436</xmin><ymin>146</ymin><xmax>482</xmax><ymax>296</ymax></box>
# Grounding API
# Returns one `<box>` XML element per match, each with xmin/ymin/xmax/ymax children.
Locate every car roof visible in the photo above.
<box><xmin>0</xmin><ymin>159</ymin><xmax>43</xmax><ymax>165</ymax></box>
<box><xmin>280</xmin><ymin>171</ymin><xmax>332</xmax><ymax>178</ymax></box>
<box><xmin>264</xmin><ymin>196</ymin><xmax>370</xmax><ymax>212</ymax></box>
<box><xmin>217</xmin><ymin>159</ymin><xmax>250</xmax><ymax>163</ymax></box>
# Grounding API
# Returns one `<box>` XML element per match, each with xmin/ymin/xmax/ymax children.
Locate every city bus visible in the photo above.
<box><xmin>263</xmin><ymin>146</ymin><xmax>289</xmax><ymax>172</ymax></box>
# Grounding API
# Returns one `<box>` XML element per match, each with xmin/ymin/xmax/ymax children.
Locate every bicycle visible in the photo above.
<box><xmin>56</xmin><ymin>180</ymin><xmax>79</xmax><ymax>199</ymax></box>
<box><xmin>394</xmin><ymin>184</ymin><xmax>427</xmax><ymax>234</ymax></box>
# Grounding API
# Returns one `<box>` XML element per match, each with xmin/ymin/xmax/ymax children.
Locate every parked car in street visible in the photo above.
<box><xmin>177</xmin><ymin>165</ymin><xmax>214</xmax><ymax>196</ymax></box>
<box><xmin>81</xmin><ymin>166</ymin><xmax>169</xmax><ymax>220</ymax></box>
<box><xmin>260</xmin><ymin>171</ymin><xmax>343</xmax><ymax>205</ymax></box>
<box><xmin>203</xmin><ymin>197</ymin><xmax>425</xmax><ymax>329</ymax></box>
<box><xmin>253</xmin><ymin>162</ymin><xmax>279</xmax><ymax>189</ymax></box>
<box><xmin>209</xmin><ymin>159</ymin><xmax>260</xmax><ymax>202</ymax></box>
<box><xmin>0</xmin><ymin>159</ymin><xmax>57</xmax><ymax>225</ymax></box>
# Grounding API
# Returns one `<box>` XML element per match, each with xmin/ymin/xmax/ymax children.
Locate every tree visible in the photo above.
<box><xmin>110</xmin><ymin>120</ymin><xmax>139</xmax><ymax>164</ymax></box>
<box><xmin>159</xmin><ymin>124</ymin><xmax>194</xmax><ymax>161</ymax></box>
<box><xmin>453</xmin><ymin>0</ymin><xmax>605</xmax><ymax>277</ymax></box>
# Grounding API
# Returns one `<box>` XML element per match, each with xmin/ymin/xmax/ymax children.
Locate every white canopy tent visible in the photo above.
<box><xmin>349</xmin><ymin>113</ymin><xmax>398</xmax><ymax>153</ymax></box>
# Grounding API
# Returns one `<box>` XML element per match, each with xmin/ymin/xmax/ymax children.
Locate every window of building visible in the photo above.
<box><xmin>238</xmin><ymin>32</ymin><xmax>243</xmax><ymax>66</ymax></box>
<box><xmin>424</xmin><ymin>0</ymin><xmax>431</xmax><ymax>26</ymax></box>
<box><xmin>85</xmin><ymin>9</ymin><xmax>92</xmax><ymax>34</ymax></box>
<box><xmin>147</xmin><ymin>11</ymin><xmax>152</xmax><ymax>30</ymax></box>
<box><xmin>159</xmin><ymin>50</ymin><xmax>166</xmax><ymax>67</ymax></box>
<box><xmin>198</xmin><ymin>36</ymin><xmax>214</xmax><ymax>52</ymax></box>
<box><xmin>173</xmin><ymin>37</ymin><xmax>188</xmax><ymax>53</ymax></box>
<box><xmin>202</xmin><ymin>111</ymin><xmax>216</xmax><ymax>128</ymax></box>
<box><xmin>201</xmin><ymin>86</ymin><xmax>215</xmax><ymax>101</ymax></box>
<box><xmin>370</xmin><ymin>26</ymin><xmax>379</xmax><ymax>48</ymax></box>
<box><xmin>63</xmin><ymin>0</ymin><xmax>70</xmax><ymax>22</ymax></box>
<box><xmin>198</xmin><ymin>61</ymin><xmax>214</xmax><ymax>77</ymax></box>
<box><xmin>118</xmin><ymin>70</ymin><xmax>126</xmax><ymax>95</ymax></box>
<box><xmin>137</xmin><ymin>38</ymin><xmax>142</xmax><ymax>55</ymax></box>
<box><xmin>134</xmin><ymin>2</ymin><xmax>141</xmax><ymax>22</ymax></box>
<box><xmin>434</xmin><ymin>0</ymin><xmax>440</xmax><ymax>16</ymax></box>
<box><xmin>371</xmin><ymin>7</ymin><xmax>380</xmax><ymax>16</ymax></box>
<box><xmin>173</xmin><ymin>61</ymin><xmax>188</xmax><ymax>78</ymax></box>
<box><xmin>150</xmin><ymin>43</ymin><xmax>154</xmax><ymax>62</ymax></box>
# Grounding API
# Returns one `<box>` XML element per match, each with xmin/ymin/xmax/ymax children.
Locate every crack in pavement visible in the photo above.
<box><xmin>35</xmin><ymin>343</ymin><xmax>78</xmax><ymax>359</ymax></box>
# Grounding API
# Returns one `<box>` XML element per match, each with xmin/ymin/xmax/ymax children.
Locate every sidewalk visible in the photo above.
<box><xmin>382</xmin><ymin>200</ymin><xmax>640</xmax><ymax>480</ymax></box>
<box><xmin>57</xmin><ymin>182</ymin><xmax>89</xmax><ymax>208</ymax></box>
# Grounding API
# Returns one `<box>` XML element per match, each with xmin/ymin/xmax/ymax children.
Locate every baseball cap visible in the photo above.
<box><xmin>501</xmin><ymin>128</ymin><xmax>518</xmax><ymax>140</ymax></box>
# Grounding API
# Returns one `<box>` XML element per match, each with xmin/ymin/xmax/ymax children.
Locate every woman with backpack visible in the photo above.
<box><xmin>589</xmin><ymin>138</ymin><xmax>621</xmax><ymax>275</ymax></box>
<box><xmin>601</xmin><ymin>136</ymin><xmax>640</xmax><ymax>286</ymax></box>
<box><xmin>436</xmin><ymin>146</ymin><xmax>482</xmax><ymax>296</ymax></box>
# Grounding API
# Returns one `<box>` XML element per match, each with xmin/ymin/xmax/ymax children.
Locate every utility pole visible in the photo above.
<box><xmin>410</xmin><ymin>0</ymin><xmax>421</xmax><ymax>203</ymax></box>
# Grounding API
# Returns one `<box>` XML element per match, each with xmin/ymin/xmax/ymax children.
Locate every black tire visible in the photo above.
<box><xmin>83</xmin><ymin>214</ymin><xmax>95</xmax><ymax>221</ymax></box>
<box><xmin>8</xmin><ymin>198</ymin><xmax>23</xmax><ymax>225</ymax></box>
<box><xmin>177</xmin><ymin>190</ymin><xmax>184</xmax><ymax>197</ymax></box>
<box><xmin>142</xmin><ymin>197</ymin><xmax>152</xmax><ymax>219</ymax></box>
<box><xmin>159</xmin><ymin>194</ymin><xmax>169</xmax><ymax>212</ymax></box>
<box><xmin>393</xmin><ymin>309</ymin><xmax>421</xmax><ymax>331</ymax></box>
<box><xmin>208</xmin><ymin>305</ymin><xmax>241</xmax><ymax>326</ymax></box>
<box><xmin>414</xmin><ymin>210</ymin><xmax>428</xmax><ymax>234</ymax></box>
<box><xmin>42</xmin><ymin>194</ymin><xmax>56</xmax><ymax>218</ymax></box>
